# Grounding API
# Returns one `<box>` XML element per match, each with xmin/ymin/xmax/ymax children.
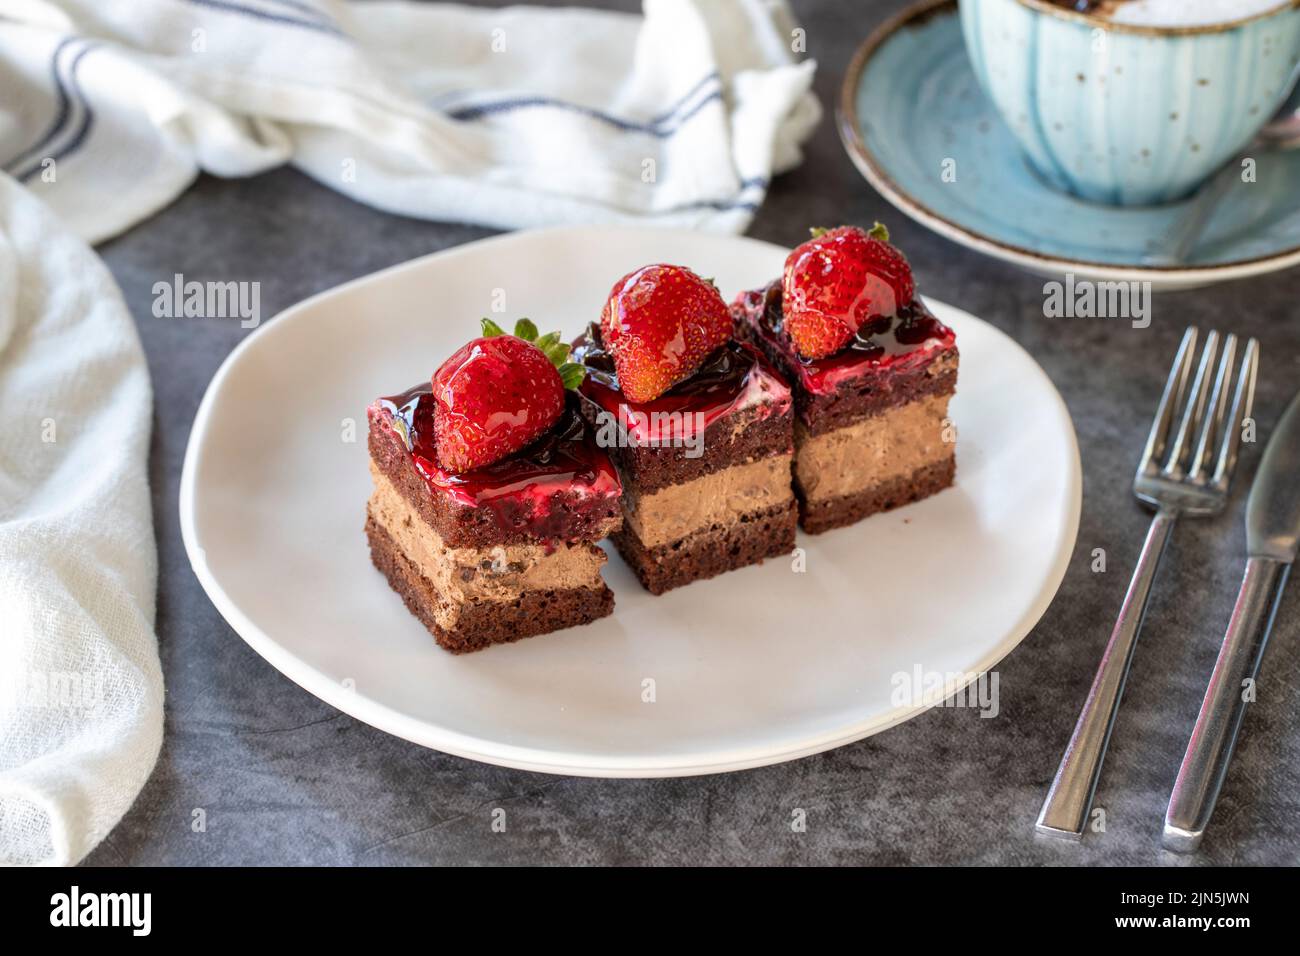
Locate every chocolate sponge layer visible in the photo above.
<box><xmin>610</xmin><ymin>500</ymin><xmax>797</xmax><ymax>595</ymax></box>
<box><xmin>797</xmin><ymin>457</ymin><xmax>955</xmax><ymax>535</ymax></box>
<box><xmin>366</xmin><ymin>515</ymin><xmax>614</xmax><ymax>653</ymax></box>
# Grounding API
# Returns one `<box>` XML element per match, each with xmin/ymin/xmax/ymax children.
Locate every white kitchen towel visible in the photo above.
<box><xmin>0</xmin><ymin>173</ymin><xmax>162</xmax><ymax>867</ymax></box>
<box><xmin>0</xmin><ymin>0</ymin><xmax>821</xmax><ymax>244</ymax></box>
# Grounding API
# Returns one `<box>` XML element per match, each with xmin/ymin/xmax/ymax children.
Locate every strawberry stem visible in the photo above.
<box><xmin>867</xmin><ymin>221</ymin><xmax>890</xmax><ymax>242</ymax></box>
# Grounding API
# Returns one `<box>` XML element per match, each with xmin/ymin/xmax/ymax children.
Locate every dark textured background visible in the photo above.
<box><xmin>84</xmin><ymin>0</ymin><xmax>1300</xmax><ymax>865</ymax></box>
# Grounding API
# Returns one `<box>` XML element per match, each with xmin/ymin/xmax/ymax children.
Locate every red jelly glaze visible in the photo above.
<box><xmin>570</xmin><ymin>323</ymin><xmax>791</xmax><ymax>443</ymax></box>
<box><xmin>734</xmin><ymin>281</ymin><xmax>955</xmax><ymax>396</ymax></box>
<box><xmin>371</xmin><ymin>386</ymin><xmax>620</xmax><ymax>542</ymax></box>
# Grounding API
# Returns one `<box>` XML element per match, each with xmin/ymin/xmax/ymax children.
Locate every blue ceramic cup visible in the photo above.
<box><xmin>959</xmin><ymin>0</ymin><xmax>1300</xmax><ymax>205</ymax></box>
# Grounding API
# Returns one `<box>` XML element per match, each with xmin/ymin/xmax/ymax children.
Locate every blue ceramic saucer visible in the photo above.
<box><xmin>838</xmin><ymin>0</ymin><xmax>1300</xmax><ymax>290</ymax></box>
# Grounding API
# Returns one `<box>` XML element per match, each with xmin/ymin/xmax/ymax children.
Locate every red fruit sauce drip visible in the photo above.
<box><xmin>375</xmin><ymin>387</ymin><xmax>620</xmax><ymax>540</ymax></box>
<box><xmin>734</xmin><ymin>281</ymin><xmax>955</xmax><ymax>396</ymax></box>
<box><xmin>570</xmin><ymin>324</ymin><xmax>791</xmax><ymax>442</ymax></box>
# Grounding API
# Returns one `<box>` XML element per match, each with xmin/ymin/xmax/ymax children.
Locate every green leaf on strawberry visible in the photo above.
<box><xmin>473</xmin><ymin>317</ymin><xmax>585</xmax><ymax>389</ymax></box>
<box><xmin>558</xmin><ymin>363</ymin><xmax>587</xmax><ymax>390</ymax></box>
<box><xmin>544</xmin><ymin>343</ymin><xmax>571</xmax><ymax>367</ymax></box>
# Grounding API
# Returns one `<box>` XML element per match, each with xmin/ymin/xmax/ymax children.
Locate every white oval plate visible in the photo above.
<box><xmin>181</xmin><ymin>225</ymin><xmax>1081</xmax><ymax>777</ymax></box>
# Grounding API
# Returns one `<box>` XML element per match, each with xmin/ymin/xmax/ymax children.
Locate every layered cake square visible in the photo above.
<box><xmin>571</xmin><ymin>264</ymin><xmax>797</xmax><ymax>594</ymax></box>
<box><xmin>734</xmin><ymin>224</ymin><xmax>958</xmax><ymax>533</ymax></box>
<box><xmin>366</xmin><ymin>323</ymin><xmax>622</xmax><ymax>653</ymax></box>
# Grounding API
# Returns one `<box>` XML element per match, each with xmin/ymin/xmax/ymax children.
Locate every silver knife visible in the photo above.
<box><xmin>1163</xmin><ymin>389</ymin><xmax>1300</xmax><ymax>852</ymax></box>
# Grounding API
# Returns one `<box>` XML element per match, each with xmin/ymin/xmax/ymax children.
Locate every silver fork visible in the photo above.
<box><xmin>1036</xmin><ymin>326</ymin><xmax>1259</xmax><ymax>840</ymax></box>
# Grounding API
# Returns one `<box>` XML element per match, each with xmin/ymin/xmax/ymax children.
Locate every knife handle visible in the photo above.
<box><xmin>1163</xmin><ymin>556</ymin><xmax>1290</xmax><ymax>852</ymax></box>
<box><xmin>1036</xmin><ymin>508</ymin><xmax>1177</xmax><ymax>839</ymax></box>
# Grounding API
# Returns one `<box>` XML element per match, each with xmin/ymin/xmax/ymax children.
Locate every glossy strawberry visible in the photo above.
<box><xmin>432</xmin><ymin>319</ymin><xmax>586</xmax><ymax>473</ymax></box>
<box><xmin>599</xmin><ymin>264</ymin><xmax>732</xmax><ymax>403</ymax></box>
<box><xmin>781</xmin><ymin>223</ymin><xmax>915</xmax><ymax>359</ymax></box>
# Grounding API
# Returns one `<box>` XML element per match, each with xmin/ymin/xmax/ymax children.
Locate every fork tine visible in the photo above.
<box><xmin>1163</xmin><ymin>330</ymin><xmax>1218</xmax><ymax>476</ymax></box>
<box><xmin>1188</xmin><ymin>333</ymin><xmax>1236</xmax><ymax>480</ymax></box>
<box><xmin>1139</xmin><ymin>327</ymin><xmax>1198</xmax><ymax>473</ymax></box>
<box><xmin>1212</xmin><ymin>337</ymin><xmax>1259</xmax><ymax>487</ymax></box>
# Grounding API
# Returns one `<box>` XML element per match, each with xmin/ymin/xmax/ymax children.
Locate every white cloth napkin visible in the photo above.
<box><xmin>0</xmin><ymin>0</ymin><xmax>820</xmax><ymax>244</ymax></box>
<box><xmin>0</xmin><ymin>173</ymin><xmax>162</xmax><ymax>866</ymax></box>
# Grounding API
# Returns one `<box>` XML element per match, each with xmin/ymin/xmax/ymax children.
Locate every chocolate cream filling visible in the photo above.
<box><xmin>367</xmin><ymin>465</ymin><xmax>607</xmax><ymax>628</ymax></box>
<box><xmin>794</xmin><ymin>394</ymin><xmax>954</xmax><ymax>503</ymax></box>
<box><xmin>621</xmin><ymin>454</ymin><xmax>795</xmax><ymax>548</ymax></box>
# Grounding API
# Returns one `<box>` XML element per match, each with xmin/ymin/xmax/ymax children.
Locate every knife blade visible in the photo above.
<box><xmin>1246</xmin><ymin>391</ymin><xmax>1300</xmax><ymax>562</ymax></box>
<box><xmin>1163</xmin><ymin>389</ymin><xmax>1300</xmax><ymax>851</ymax></box>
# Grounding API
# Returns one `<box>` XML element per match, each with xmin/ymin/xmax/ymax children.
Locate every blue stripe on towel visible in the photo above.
<box><xmin>648</xmin><ymin>72</ymin><xmax>721</xmax><ymax>124</ymax></box>
<box><xmin>43</xmin><ymin>44</ymin><xmax>97</xmax><ymax>170</ymax></box>
<box><xmin>666</xmin><ymin>177</ymin><xmax>770</xmax><ymax>214</ymax></box>
<box><xmin>447</xmin><ymin>72</ymin><xmax>724</xmax><ymax>139</ymax></box>
<box><xmin>16</xmin><ymin>43</ymin><xmax>98</xmax><ymax>183</ymax></box>
<box><xmin>262</xmin><ymin>0</ymin><xmax>334</xmax><ymax>19</ymax></box>
<box><xmin>677</xmin><ymin>197</ymin><xmax>761</xmax><ymax>213</ymax></box>
<box><xmin>182</xmin><ymin>0</ymin><xmax>346</xmax><ymax>37</ymax></box>
<box><xmin>5</xmin><ymin>39</ymin><xmax>99</xmax><ymax>183</ymax></box>
<box><xmin>3</xmin><ymin>38</ymin><xmax>78</xmax><ymax>175</ymax></box>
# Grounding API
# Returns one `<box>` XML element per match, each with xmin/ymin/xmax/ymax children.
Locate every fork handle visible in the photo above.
<box><xmin>1036</xmin><ymin>508</ymin><xmax>1178</xmax><ymax>839</ymax></box>
<box><xmin>1163</xmin><ymin>557</ymin><xmax>1290</xmax><ymax>852</ymax></box>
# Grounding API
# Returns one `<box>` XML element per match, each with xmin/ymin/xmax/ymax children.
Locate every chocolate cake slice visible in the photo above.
<box><xmin>366</xmin><ymin>387</ymin><xmax>622</xmax><ymax>653</ymax></box>
<box><xmin>735</xmin><ymin>282</ymin><xmax>958</xmax><ymax>534</ymax></box>
<box><xmin>570</xmin><ymin>324</ymin><xmax>796</xmax><ymax>594</ymax></box>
